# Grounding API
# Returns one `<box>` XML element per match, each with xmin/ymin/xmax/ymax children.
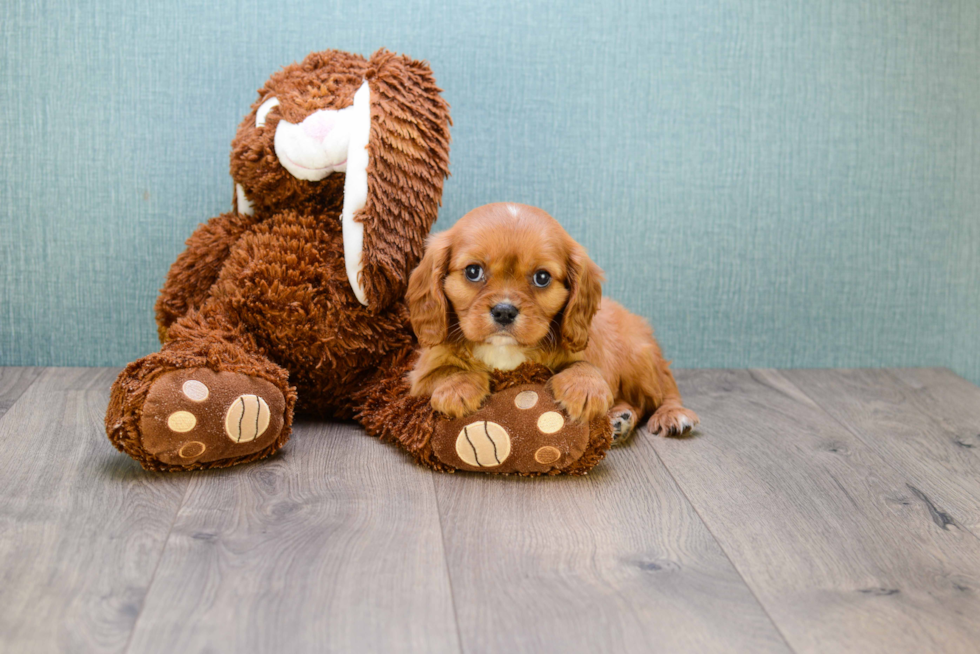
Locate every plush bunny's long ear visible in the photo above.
<box><xmin>354</xmin><ymin>50</ymin><xmax>452</xmax><ymax>313</ymax></box>
<box><xmin>560</xmin><ymin>241</ymin><xmax>605</xmax><ymax>352</ymax></box>
<box><xmin>407</xmin><ymin>231</ymin><xmax>453</xmax><ymax>347</ymax></box>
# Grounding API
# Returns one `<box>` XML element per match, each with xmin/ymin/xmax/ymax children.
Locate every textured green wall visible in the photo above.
<box><xmin>2</xmin><ymin>0</ymin><xmax>978</xmax><ymax>383</ymax></box>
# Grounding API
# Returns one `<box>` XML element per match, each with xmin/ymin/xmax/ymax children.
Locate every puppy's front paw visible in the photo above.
<box><xmin>431</xmin><ymin>375</ymin><xmax>490</xmax><ymax>419</ymax></box>
<box><xmin>548</xmin><ymin>367</ymin><xmax>614</xmax><ymax>423</ymax></box>
<box><xmin>647</xmin><ymin>405</ymin><xmax>699</xmax><ymax>437</ymax></box>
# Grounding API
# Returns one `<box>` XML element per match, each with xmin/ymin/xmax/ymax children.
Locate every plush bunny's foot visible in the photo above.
<box><xmin>430</xmin><ymin>383</ymin><xmax>612</xmax><ymax>475</ymax></box>
<box><xmin>139</xmin><ymin>368</ymin><xmax>288</xmax><ymax>466</ymax></box>
<box><xmin>355</xmin><ymin>361</ymin><xmax>612</xmax><ymax>476</ymax></box>
<box><xmin>107</xmin><ymin>336</ymin><xmax>295</xmax><ymax>472</ymax></box>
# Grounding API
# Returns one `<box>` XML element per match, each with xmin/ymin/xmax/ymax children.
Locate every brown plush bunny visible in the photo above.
<box><xmin>105</xmin><ymin>49</ymin><xmax>611</xmax><ymax>475</ymax></box>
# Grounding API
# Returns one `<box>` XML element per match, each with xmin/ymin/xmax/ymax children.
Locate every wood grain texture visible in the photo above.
<box><xmin>652</xmin><ymin>369</ymin><xmax>980</xmax><ymax>654</ymax></box>
<box><xmin>433</xmin><ymin>440</ymin><xmax>792</xmax><ymax>653</ymax></box>
<box><xmin>0</xmin><ymin>366</ymin><xmax>42</xmax><ymax>417</ymax></box>
<box><xmin>890</xmin><ymin>368</ymin><xmax>980</xmax><ymax>451</ymax></box>
<box><xmin>124</xmin><ymin>422</ymin><xmax>460</xmax><ymax>654</ymax></box>
<box><xmin>782</xmin><ymin>368</ymin><xmax>980</xmax><ymax>533</ymax></box>
<box><xmin>6</xmin><ymin>366</ymin><xmax>980</xmax><ymax>653</ymax></box>
<box><xmin>0</xmin><ymin>368</ymin><xmax>188</xmax><ymax>653</ymax></box>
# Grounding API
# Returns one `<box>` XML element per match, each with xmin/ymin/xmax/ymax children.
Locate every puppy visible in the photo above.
<box><xmin>406</xmin><ymin>202</ymin><xmax>699</xmax><ymax>442</ymax></box>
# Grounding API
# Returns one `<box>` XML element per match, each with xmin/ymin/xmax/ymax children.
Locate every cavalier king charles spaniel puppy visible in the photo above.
<box><xmin>407</xmin><ymin>202</ymin><xmax>699</xmax><ymax>442</ymax></box>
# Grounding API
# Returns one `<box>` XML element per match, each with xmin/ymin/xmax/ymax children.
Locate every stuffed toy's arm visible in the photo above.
<box><xmin>154</xmin><ymin>211</ymin><xmax>258</xmax><ymax>340</ymax></box>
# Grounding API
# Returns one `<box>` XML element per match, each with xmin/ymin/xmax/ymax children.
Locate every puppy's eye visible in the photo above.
<box><xmin>464</xmin><ymin>264</ymin><xmax>485</xmax><ymax>282</ymax></box>
<box><xmin>532</xmin><ymin>270</ymin><xmax>552</xmax><ymax>288</ymax></box>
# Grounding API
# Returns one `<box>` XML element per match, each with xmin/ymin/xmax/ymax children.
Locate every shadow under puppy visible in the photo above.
<box><xmin>407</xmin><ymin>202</ymin><xmax>699</xmax><ymax>442</ymax></box>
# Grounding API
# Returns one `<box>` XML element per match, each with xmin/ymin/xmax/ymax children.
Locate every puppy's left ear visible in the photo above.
<box><xmin>407</xmin><ymin>231</ymin><xmax>453</xmax><ymax>347</ymax></box>
<box><xmin>560</xmin><ymin>241</ymin><xmax>604</xmax><ymax>352</ymax></box>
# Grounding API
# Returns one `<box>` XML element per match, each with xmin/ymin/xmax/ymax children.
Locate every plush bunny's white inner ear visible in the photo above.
<box><xmin>236</xmin><ymin>183</ymin><xmax>254</xmax><ymax>216</ymax></box>
<box><xmin>256</xmin><ymin>97</ymin><xmax>279</xmax><ymax>128</ymax></box>
<box><xmin>341</xmin><ymin>80</ymin><xmax>371</xmax><ymax>306</ymax></box>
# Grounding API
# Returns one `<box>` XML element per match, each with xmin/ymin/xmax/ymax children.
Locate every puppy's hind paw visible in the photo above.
<box><xmin>609</xmin><ymin>404</ymin><xmax>638</xmax><ymax>445</ymax></box>
<box><xmin>647</xmin><ymin>405</ymin><xmax>699</xmax><ymax>437</ymax></box>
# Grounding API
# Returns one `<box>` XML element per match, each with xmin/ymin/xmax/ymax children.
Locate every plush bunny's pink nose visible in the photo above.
<box><xmin>300</xmin><ymin>111</ymin><xmax>338</xmax><ymax>141</ymax></box>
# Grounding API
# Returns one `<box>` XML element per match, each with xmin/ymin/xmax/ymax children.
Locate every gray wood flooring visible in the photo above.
<box><xmin>1</xmin><ymin>367</ymin><xmax>978</xmax><ymax>653</ymax></box>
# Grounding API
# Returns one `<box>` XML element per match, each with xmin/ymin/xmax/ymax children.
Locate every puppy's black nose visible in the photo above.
<box><xmin>490</xmin><ymin>303</ymin><xmax>519</xmax><ymax>325</ymax></box>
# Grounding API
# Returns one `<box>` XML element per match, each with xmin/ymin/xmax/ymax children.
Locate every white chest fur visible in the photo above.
<box><xmin>472</xmin><ymin>343</ymin><xmax>528</xmax><ymax>371</ymax></box>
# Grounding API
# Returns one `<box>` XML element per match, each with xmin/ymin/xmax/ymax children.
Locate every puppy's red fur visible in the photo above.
<box><xmin>407</xmin><ymin>203</ymin><xmax>699</xmax><ymax>440</ymax></box>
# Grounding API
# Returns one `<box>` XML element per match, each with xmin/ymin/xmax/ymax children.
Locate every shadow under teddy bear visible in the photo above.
<box><xmin>105</xmin><ymin>49</ymin><xmax>611</xmax><ymax>475</ymax></box>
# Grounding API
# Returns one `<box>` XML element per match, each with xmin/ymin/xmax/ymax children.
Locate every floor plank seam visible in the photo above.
<box><xmin>641</xmin><ymin>429</ymin><xmax>800</xmax><ymax>654</ymax></box>
<box><xmin>0</xmin><ymin>368</ymin><xmax>45</xmax><ymax>427</ymax></box>
<box><xmin>776</xmin><ymin>370</ymin><xmax>980</xmax><ymax>546</ymax></box>
<box><xmin>120</xmin><ymin>475</ymin><xmax>193</xmax><ymax>654</ymax></box>
<box><xmin>429</xmin><ymin>472</ymin><xmax>466</xmax><ymax>654</ymax></box>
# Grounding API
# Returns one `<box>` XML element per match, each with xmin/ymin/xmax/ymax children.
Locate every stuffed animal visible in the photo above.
<box><xmin>105</xmin><ymin>49</ymin><xmax>612</xmax><ymax>475</ymax></box>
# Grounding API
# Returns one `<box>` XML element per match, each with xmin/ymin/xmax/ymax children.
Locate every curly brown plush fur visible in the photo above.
<box><xmin>105</xmin><ymin>48</ymin><xmax>612</xmax><ymax>475</ymax></box>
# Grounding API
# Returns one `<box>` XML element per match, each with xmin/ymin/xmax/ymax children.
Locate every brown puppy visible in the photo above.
<box><xmin>407</xmin><ymin>202</ymin><xmax>699</xmax><ymax>441</ymax></box>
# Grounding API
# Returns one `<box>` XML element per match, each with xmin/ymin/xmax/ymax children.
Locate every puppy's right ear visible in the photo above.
<box><xmin>560</xmin><ymin>240</ymin><xmax>605</xmax><ymax>352</ymax></box>
<box><xmin>407</xmin><ymin>231</ymin><xmax>452</xmax><ymax>347</ymax></box>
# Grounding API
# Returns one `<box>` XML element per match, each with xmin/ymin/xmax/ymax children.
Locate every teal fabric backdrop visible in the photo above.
<box><xmin>2</xmin><ymin>0</ymin><xmax>979</xmax><ymax>383</ymax></box>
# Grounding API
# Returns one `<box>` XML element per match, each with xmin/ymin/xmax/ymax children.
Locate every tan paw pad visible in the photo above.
<box><xmin>456</xmin><ymin>421</ymin><xmax>511</xmax><ymax>468</ymax></box>
<box><xmin>536</xmin><ymin>411</ymin><xmax>564</xmax><ymax>434</ymax></box>
<box><xmin>514</xmin><ymin>390</ymin><xmax>539</xmax><ymax>409</ymax></box>
<box><xmin>534</xmin><ymin>446</ymin><xmax>561</xmax><ymax>464</ymax></box>
<box><xmin>181</xmin><ymin>379</ymin><xmax>210</xmax><ymax>402</ymax></box>
<box><xmin>225</xmin><ymin>394</ymin><xmax>271</xmax><ymax>443</ymax></box>
<box><xmin>167</xmin><ymin>411</ymin><xmax>197</xmax><ymax>433</ymax></box>
<box><xmin>178</xmin><ymin>441</ymin><xmax>207</xmax><ymax>459</ymax></box>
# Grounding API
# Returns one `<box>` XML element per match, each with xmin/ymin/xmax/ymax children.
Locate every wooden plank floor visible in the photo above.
<box><xmin>0</xmin><ymin>367</ymin><xmax>978</xmax><ymax>653</ymax></box>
